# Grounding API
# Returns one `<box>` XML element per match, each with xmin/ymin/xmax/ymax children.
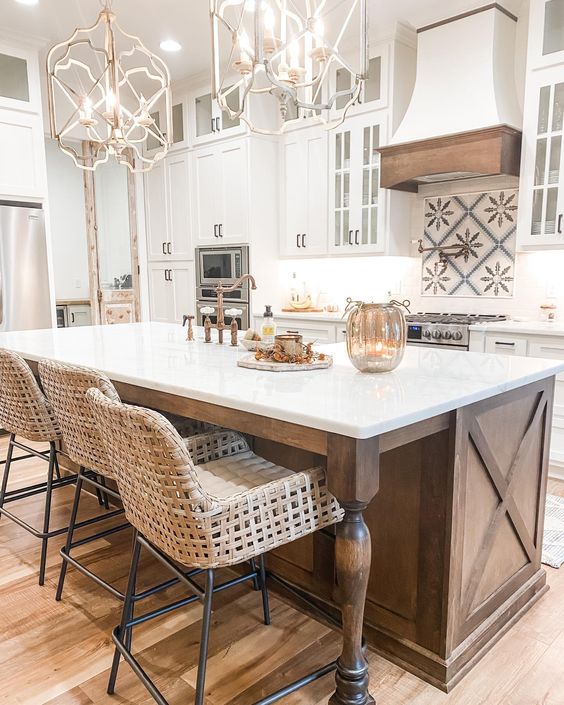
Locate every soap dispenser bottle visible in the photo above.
<box><xmin>261</xmin><ymin>305</ymin><xmax>276</xmax><ymax>345</ymax></box>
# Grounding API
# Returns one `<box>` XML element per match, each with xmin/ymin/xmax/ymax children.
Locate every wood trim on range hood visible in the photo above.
<box><xmin>377</xmin><ymin>125</ymin><xmax>522</xmax><ymax>193</ymax></box>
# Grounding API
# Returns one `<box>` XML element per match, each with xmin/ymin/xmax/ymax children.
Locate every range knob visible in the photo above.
<box><xmin>431</xmin><ymin>329</ymin><xmax>442</xmax><ymax>339</ymax></box>
<box><xmin>443</xmin><ymin>330</ymin><xmax>452</xmax><ymax>340</ymax></box>
<box><xmin>452</xmin><ymin>331</ymin><xmax>463</xmax><ymax>341</ymax></box>
<box><xmin>423</xmin><ymin>329</ymin><xmax>431</xmax><ymax>338</ymax></box>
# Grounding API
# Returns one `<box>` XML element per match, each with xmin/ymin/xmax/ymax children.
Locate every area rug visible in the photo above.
<box><xmin>542</xmin><ymin>494</ymin><xmax>564</xmax><ymax>568</ymax></box>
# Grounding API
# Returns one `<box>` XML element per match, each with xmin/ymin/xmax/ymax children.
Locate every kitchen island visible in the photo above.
<box><xmin>0</xmin><ymin>321</ymin><xmax>562</xmax><ymax>700</ymax></box>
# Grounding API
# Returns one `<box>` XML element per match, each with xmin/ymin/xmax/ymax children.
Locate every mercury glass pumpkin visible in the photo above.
<box><xmin>346</xmin><ymin>302</ymin><xmax>407</xmax><ymax>373</ymax></box>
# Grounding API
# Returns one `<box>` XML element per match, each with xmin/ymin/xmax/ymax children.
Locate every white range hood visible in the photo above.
<box><xmin>379</xmin><ymin>4</ymin><xmax>523</xmax><ymax>192</ymax></box>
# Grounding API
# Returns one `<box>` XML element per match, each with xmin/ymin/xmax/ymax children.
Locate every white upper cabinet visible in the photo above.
<box><xmin>518</xmin><ymin>66</ymin><xmax>564</xmax><ymax>249</ymax></box>
<box><xmin>144</xmin><ymin>151</ymin><xmax>193</xmax><ymax>261</ymax></box>
<box><xmin>330</xmin><ymin>46</ymin><xmax>389</xmax><ymax>119</ymax></box>
<box><xmin>192</xmin><ymin>140</ymin><xmax>249</xmax><ymax>245</ymax></box>
<box><xmin>329</xmin><ymin>112</ymin><xmax>387</xmax><ymax>253</ymax></box>
<box><xmin>280</xmin><ymin>127</ymin><xmax>327</xmax><ymax>256</ymax></box>
<box><xmin>145</xmin><ymin>98</ymin><xmax>188</xmax><ymax>156</ymax></box>
<box><xmin>0</xmin><ymin>42</ymin><xmax>45</xmax><ymax>200</ymax></box>
<box><xmin>529</xmin><ymin>0</ymin><xmax>564</xmax><ymax>70</ymax></box>
<box><xmin>189</xmin><ymin>85</ymin><xmax>245</xmax><ymax>145</ymax></box>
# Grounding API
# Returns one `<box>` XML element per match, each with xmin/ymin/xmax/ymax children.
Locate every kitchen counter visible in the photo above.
<box><xmin>271</xmin><ymin>310</ymin><xmax>346</xmax><ymax>323</ymax></box>
<box><xmin>469</xmin><ymin>319</ymin><xmax>564</xmax><ymax>336</ymax></box>
<box><xmin>0</xmin><ymin>322</ymin><xmax>560</xmax><ymax>695</ymax></box>
<box><xmin>0</xmin><ymin>322</ymin><xmax>561</xmax><ymax>439</ymax></box>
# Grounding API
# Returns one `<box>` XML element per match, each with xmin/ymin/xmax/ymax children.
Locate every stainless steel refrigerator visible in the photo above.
<box><xmin>0</xmin><ymin>201</ymin><xmax>52</xmax><ymax>331</ymax></box>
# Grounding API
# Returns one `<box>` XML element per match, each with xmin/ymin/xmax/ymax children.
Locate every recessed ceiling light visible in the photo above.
<box><xmin>15</xmin><ymin>0</ymin><xmax>39</xmax><ymax>5</ymax></box>
<box><xmin>160</xmin><ymin>39</ymin><xmax>181</xmax><ymax>52</ymax></box>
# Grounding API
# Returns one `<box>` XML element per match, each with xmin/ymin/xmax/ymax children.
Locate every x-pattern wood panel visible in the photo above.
<box><xmin>462</xmin><ymin>391</ymin><xmax>547</xmax><ymax>617</ymax></box>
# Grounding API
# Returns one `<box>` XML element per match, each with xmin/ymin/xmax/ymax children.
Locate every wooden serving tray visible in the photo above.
<box><xmin>237</xmin><ymin>353</ymin><xmax>333</xmax><ymax>372</ymax></box>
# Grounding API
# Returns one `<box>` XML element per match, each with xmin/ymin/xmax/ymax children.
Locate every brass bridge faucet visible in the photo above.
<box><xmin>214</xmin><ymin>274</ymin><xmax>257</xmax><ymax>344</ymax></box>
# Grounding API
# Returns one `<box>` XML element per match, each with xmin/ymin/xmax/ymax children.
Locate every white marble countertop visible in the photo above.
<box><xmin>0</xmin><ymin>322</ymin><xmax>563</xmax><ymax>439</ymax></box>
<box><xmin>469</xmin><ymin>320</ymin><xmax>564</xmax><ymax>337</ymax></box>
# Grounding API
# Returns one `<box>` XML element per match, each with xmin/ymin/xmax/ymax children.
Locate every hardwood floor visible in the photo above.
<box><xmin>1</xmin><ymin>434</ymin><xmax>564</xmax><ymax>705</ymax></box>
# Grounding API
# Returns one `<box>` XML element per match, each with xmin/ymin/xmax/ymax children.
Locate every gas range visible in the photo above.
<box><xmin>405</xmin><ymin>313</ymin><xmax>508</xmax><ymax>350</ymax></box>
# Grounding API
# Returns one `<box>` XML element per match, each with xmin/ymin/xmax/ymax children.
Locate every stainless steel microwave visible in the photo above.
<box><xmin>196</xmin><ymin>245</ymin><xmax>249</xmax><ymax>290</ymax></box>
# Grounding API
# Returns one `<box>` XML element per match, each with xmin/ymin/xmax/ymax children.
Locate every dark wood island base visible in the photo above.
<box><xmin>264</xmin><ymin>377</ymin><xmax>554</xmax><ymax>692</ymax></box>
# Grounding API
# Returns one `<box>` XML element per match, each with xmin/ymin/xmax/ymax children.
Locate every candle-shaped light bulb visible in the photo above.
<box><xmin>239</xmin><ymin>30</ymin><xmax>252</xmax><ymax>64</ymax></box>
<box><xmin>289</xmin><ymin>41</ymin><xmax>300</xmax><ymax>68</ymax></box>
<box><xmin>79</xmin><ymin>96</ymin><xmax>96</xmax><ymax>126</ymax></box>
<box><xmin>314</xmin><ymin>18</ymin><xmax>324</xmax><ymax>48</ymax></box>
<box><xmin>263</xmin><ymin>4</ymin><xmax>275</xmax><ymax>34</ymax></box>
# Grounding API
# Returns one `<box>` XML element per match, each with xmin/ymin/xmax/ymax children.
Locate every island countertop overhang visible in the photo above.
<box><xmin>0</xmin><ymin>321</ymin><xmax>562</xmax><ymax>440</ymax></box>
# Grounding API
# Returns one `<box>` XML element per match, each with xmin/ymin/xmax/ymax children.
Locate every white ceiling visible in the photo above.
<box><xmin>1</xmin><ymin>0</ymin><xmax>527</xmax><ymax>83</ymax></box>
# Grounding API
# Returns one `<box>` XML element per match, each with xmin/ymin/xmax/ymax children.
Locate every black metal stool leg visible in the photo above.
<box><xmin>98</xmin><ymin>475</ymin><xmax>110</xmax><ymax>510</ymax></box>
<box><xmin>195</xmin><ymin>569</ymin><xmax>215</xmax><ymax>705</ymax></box>
<box><xmin>53</xmin><ymin>451</ymin><xmax>61</xmax><ymax>480</ymax></box>
<box><xmin>249</xmin><ymin>557</ymin><xmax>260</xmax><ymax>590</ymax></box>
<box><xmin>108</xmin><ymin>530</ymin><xmax>141</xmax><ymax>695</ymax></box>
<box><xmin>56</xmin><ymin>467</ymin><xmax>84</xmax><ymax>601</ymax></box>
<box><xmin>258</xmin><ymin>555</ymin><xmax>271</xmax><ymax>626</ymax></box>
<box><xmin>38</xmin><ymin>442</ymin><xmax>57</xmax><ymax>586</ymax></box>
<box><xmin>0</xmin><ymin>434</ymin><xmax>16</xmax><ymax>510</ymax></box>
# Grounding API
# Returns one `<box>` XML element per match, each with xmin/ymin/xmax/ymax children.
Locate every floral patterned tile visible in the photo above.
<box><xmin>421</xmin><ymin>190</ymin><xmax>517</xmax><ymax>298</ymax></box>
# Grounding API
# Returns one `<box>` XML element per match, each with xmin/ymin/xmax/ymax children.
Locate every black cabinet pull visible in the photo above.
<box><xmin>168</xmin><ymin>269</ymin><xmax>173</xmax><ymax>281</ymax></box>
<box><xmin>211</xmin><ymin>118</ymin><xmax>215</xmax><ymax>133</ymax></box>
<box><xmin>167</xmin><ymin>242</ymin><xmax>172</xmax><ymax>254</ymax></box>
<box><xmin>214</xmin><ymin>224</ymin><xmax>218</xmax><ymax>238</ymax></box>
<box><xmin>302</xmin><ymin>233</ymin><xmax>306</xmax><ymax>247</ymax></box>
<box><xmin>219</xmin><ymin>223</ymin><xmax>223</xmax><ymax>238</ymax></box>
<box><xmin>71</xmin><ymin>312</ymin><xmax>75</xmax><ymax>324</ymax></box>
<box><xmin>494</xmin><ymin>341</ymin><xmax>515</xmax><ymax>346</ymax></box>
<box><xmin>355</xmin><ymin>229</ymin><xmax>359</xmax><ymax>245</ymax></box>
<box><xmin>348</xmin><ymin>229</ymin><xmax>353</xmax><ymax>245</ymax></box>
<box><xmin>164</xmin><ymin>270</ymin><xmax>167</xmax><ymax>282</ymax></box>
<box><xmin>296</xmin><ymin>234</ymin><xmax>301</xmax><ymax>248</ymax></box>
<box><xmin>162</xmin><ymin>242</ymin><xmax>166</xmax><ymax>255</ymax></box>
<box><xmin>558</xmin><ymin>214</ymin><xmax>563</xmax><ymax>234</ymax></box>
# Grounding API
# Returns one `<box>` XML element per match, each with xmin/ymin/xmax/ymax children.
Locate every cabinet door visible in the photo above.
<box><xmin>144</xmin><ymin>160</ymin><xmax>169</xmax><ymax>260</ymax></box>
<box><xmin>331</xmin><ymin>48</ymin><xmax>388</xmax><ymax>117</ymax></box>
<box><xmin>519</xmin><ymin>68</ymin><xmax>564</xmax><ymax>248</ymax></box>
<box><xmin>329</xmin><ymin>125</ymin><xmax>353</xmax><ymax>250</ymax></box>
<box><xmin>329</xmin><ymin>114</ymin><xmax>386</xmax><ymax>253</ymax></box>
<box><xmin>67</xmin><ymin>304</ymin><xmax>92</xmax><ymax>327</ymax></box>
<box><xmin>148</xmin><ymin>264</ymin><xmax>173</xmax><ymax>322</ymax></box>
<box><xmin>170</xmin><ymin>262</ymin><xmax>195</xmax><ymax>324</ymax></box>
<box><xmin>193</xmin><ymin>147</ymin><xmax>219</xmax><ymax>245</ymax></box>
<box><xmin>281</xmin><ymin>129</ymin><xmax>327</xmax><ymax>256</ymax></box>
<box><xmin>281</xmin><ymin>134</ymin><xmax>308</xmax><ymax>255</ymax></box>
<box><xmin>529</xmin><ymin>0</ymin><xmax>564</xmax><ymax>70</ymax></box>
<box><xmin>191</xmin><ymin>87</ymin><xmax>244</xmax><ymax>145</ymax></box>
<box><xmin>166</xmin><ymin>152</ymin><xmax>193</xmax><ymax>259</ymax></box>
<box><xmin>484</xmin><ymin>336</ymin><xmax>528</xmax><ymax>356</ymax></box>
<box><xmin>218</xmin><ymin>141</ymin><xmax>249</xmax><ymax>242</ymax></box>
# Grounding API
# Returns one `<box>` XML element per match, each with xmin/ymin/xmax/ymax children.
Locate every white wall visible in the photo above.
<box><xmin>44</xmin><ymin>138</ymin><xmax>90</xmax><ymax>301</ymax></box>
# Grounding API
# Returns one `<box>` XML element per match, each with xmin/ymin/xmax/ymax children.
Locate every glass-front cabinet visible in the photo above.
<box><xmin>189</xmin><ymin>85</ymin><xmax>243</xmax><ymax>144</ymax></box>
<box><xmin>330</xmin><ymin>46</ymin><xmax>388</xmax><ymax>119</ymax></box>
<box><xmin>519</xmin><ymin>67</ymin><xmax>564</xmax><ymax>248</ymax></box>
<box><xmin>329</xmin><ymin>113</ymin><xmax>386</xmax><ymax>253</ymax></box>
<box><xmin>530</xmin><ymin>0</ymin><xmax>564</xmax><ymax>69</ymax></box>
<box><xmin>145</xmin><ymin>98</ymin><xmax>188</xmax><ymax>154</ymax></box>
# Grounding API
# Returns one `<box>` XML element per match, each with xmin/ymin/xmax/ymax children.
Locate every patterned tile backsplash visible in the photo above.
<box><xmin>421</xmin><ymin>189</ymin><xmax>518</xmax><ymax>298</ymax></box>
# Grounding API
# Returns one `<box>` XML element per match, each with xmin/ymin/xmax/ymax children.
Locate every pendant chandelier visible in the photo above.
<box><xmin>46</xmin><ymin>0</ymin><xmax>172</xmax><ymax>172</ymax></box>
<box><xmin>210</xmin><ymin>0</ymin><xmax>368</xmax><ymax>135</ymax></box>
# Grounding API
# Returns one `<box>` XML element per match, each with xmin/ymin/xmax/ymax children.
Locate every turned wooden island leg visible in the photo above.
<box><xmin>330</xmin><ymin>504</ymin><xmax>375</xmax><ymax>705</ymax></box>
<box><xmin>327</xmin><ymin>434</ymin><xmax>380</xmax><ymax>705</ymax></box>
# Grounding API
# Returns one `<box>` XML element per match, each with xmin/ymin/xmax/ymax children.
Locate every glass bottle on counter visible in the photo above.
<box><xmin>261</xmin><ymin>305</ymin><xmax>277</xmax><ymax>345</ymax></box>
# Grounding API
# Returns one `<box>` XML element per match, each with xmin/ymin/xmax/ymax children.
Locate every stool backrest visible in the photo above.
<box><xmin>87</xmin><ymin>387</ymin><xmax>217</xmax><ymax>566</ymax></box>
<box><xmin>0</xmin><ymin>349</ymin><xmax>61</xmax><ymax>442</ymax></box>
<box><xmin>39</xmin><ymin>359</ymin><xmax>120</xmax><ymax>477</ymax></box>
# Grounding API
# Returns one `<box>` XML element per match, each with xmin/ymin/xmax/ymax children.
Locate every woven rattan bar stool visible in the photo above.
<box><xmin>38</xmin><ymin>359</ymin><xmax>224</xmax><ymax>603</ymax></box>
<box><xmin>0</xmin><ymin>349</ymin><xmax>76</xmax><ymax>585</ymax></box>
<box><xmin>88</xmin><ymin>387</ymin><xmax>344</xmax><ymax>705</ymax></box>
